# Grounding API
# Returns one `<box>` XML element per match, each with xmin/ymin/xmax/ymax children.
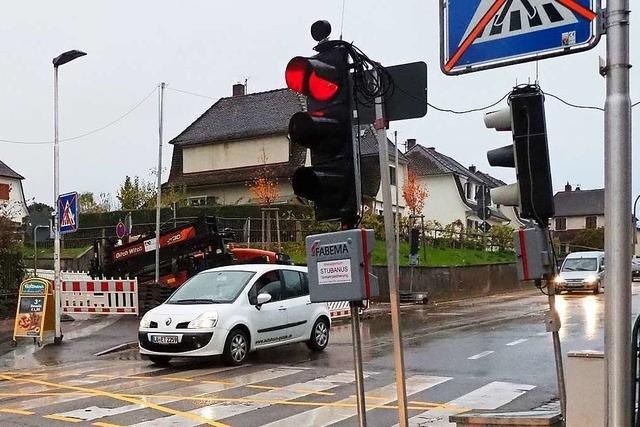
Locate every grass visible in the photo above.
<box><xmin>21</xmin><ymin>246</ymin><xmax>92</xmax><ymax>259</ymax></box>
<box><xmin>281</xmin><ymin>240</ymin><xmax>515</xmax><ymax>267</ymax></box>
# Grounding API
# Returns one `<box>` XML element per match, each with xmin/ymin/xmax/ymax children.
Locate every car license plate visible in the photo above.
<box><xmin>151</xmin><ymin>335</ymin><xmax>179</xmax><ymax>344</ymax></box>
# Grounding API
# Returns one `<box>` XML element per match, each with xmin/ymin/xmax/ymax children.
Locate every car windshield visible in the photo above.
<box><xmin>562</xmin><ymin>258</ymin><xmax>597</xmax><ymax>272</ymax></box>
<box><xmin>166</xmin><ymin>271</ymin><xmax>255</xmax><ymax>304</ymax></box>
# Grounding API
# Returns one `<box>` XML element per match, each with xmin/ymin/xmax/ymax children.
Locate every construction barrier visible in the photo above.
<box><xmin>61</xmin><ymin>280</ymin><xmax>138</xmax><ymax>315</ymax></box>
<box><xmin>326</xmin><ymin>301</ymin><xmax>351</xmax><ymax>319</ymax></box>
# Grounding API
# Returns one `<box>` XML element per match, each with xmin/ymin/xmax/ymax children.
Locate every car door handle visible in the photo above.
<box><xmin>278</xmin><ymin>307</ymin><xmax>287</xmax><ymax>311</ymax></box>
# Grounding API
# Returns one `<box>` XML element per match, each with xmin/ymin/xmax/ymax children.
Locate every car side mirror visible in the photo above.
<box><xmin>256</xmin><ymin>293</ymin><xmax>271</xmax><ymax>309</ymax></box>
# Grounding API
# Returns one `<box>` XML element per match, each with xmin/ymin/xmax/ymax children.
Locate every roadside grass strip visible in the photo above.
<box><xmin>0</xmin><ymin>374</ymin><xmax>230</xmax><ymax>427</ymax></box>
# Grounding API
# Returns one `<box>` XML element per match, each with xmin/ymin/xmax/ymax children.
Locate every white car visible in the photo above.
<box><xmin>139</xmin><ymin>264</ymin><xmax>331</xmax><ymax>365</ymax></box>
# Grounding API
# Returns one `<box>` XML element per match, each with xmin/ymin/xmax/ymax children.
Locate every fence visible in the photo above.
<box><xmin>24</xmin><ymin>215</ymin><xmax>515</xmax><ymax>253</ymax></box>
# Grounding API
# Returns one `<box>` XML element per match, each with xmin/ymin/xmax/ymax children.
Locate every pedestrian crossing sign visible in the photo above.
<box><xmin>440</xmin><ymin>0</ymin><xmax>601</xmax><ymax>75</ymax></box>
<box><xmin>58</xmin><ymin>191</ymin><xmax>79</xmax><ymax>234</ymax></box>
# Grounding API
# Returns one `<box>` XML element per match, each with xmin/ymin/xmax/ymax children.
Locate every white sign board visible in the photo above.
<box><xmin>317</xmin><ymin>259</ymin><xmax>352</xmax><ymax>285</ymax></box>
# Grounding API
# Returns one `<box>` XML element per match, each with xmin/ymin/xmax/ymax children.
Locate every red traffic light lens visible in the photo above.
<box><xmin>308</xmin><ymin>70</ymin><xmax>338</xmax><ymax>101</ymax></box>
<box><xmin>285</xmin><ymin>57</ymin><xmax>308</xmax><ymax>94</ymax></box>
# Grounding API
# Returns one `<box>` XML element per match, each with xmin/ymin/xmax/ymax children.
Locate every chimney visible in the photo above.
<box><xmin>575</xmin><ymin>185</ymin><xmax>581</xmax><ymax>191</ymax></box>
<box><xmin>405</xmin><ymin>138</ymin><xmax>417</xmax><ymax>152</ymax></box>
<box><xmin>469</xmin><ymin>165</ymin><xmax>477</xmax><ymax>173</ymax></box>
<box><xmin>232</xmin><ymin>83</ymin><xmax>245</xmax><ymax>97</ymax></box>
<box><xmin>565</xmin><ymin>182</ymin><xmax>572</xmax><ymax>192</ymax></box>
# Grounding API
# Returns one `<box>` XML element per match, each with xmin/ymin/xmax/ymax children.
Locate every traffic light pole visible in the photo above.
<box><xmin>349</xmin><ymin>300</ymin><xmax>367</xmax><ymax>427</ymax></box>
<box><xmin>374</xmin><ymin>94</ymin><xmax>409</xmax><ymax>426</ymax></box>
<box><xmin>603</xmin><ymin>1</ymin><xmax>632</xmax><ymax>425</ymax></box>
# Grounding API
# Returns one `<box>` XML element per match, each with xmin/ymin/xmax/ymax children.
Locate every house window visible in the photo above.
<box><xmin>389</xmin><ymin>166</ymin><xmax>397</xmax><ymax>186</ymax></box>
<box><xmin>188</xmin><ymin>196</ymin><xmax>208</xmax><ymax>206</ymax></box>
<box><xmin>586</xmin><ymin>216</ymin><xmax>597</xmax><ymax>229</ymax></box>
<box><xmin>466</xmin><ymin>219</ymin><xmax>474</xmax><ymax>230</ymax></box>
<box><xmin>555</xmin><ymin>217</ymin><xmax>567</xmax><ymax>231</ymax></box>
<box><xmin>0</xmin><ymin>184</ymin><xmax>9</xmax><ymax>201</ymax></box>
<box><xmin>465</xmin><ymin>182</ymin><xmax>474</xmax><ymax>200</ymax></box>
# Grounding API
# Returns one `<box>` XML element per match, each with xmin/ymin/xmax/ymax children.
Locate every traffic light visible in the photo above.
<box><xmin>484</xmin><ymin>85</ymin><xmax>555</xmax><ymax>226</ymax></box>
<box><xmin>285</xmin><ymin>39</ymin><xmax>360</xmax><ymax>225</ymax></box>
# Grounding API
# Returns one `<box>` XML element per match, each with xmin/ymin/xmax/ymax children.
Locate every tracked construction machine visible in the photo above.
<box><xmin>90</xmin><ymin>216</ymin><xmax>290</xmax><ymax>313</ymax></box>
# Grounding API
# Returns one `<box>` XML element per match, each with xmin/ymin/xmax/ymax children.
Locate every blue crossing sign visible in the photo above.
<box><xmin>58</xmin><ymin>192</ymin><xmax>79</xmax><ymax>234</ymax></box>
<box><xmin>440</xmin><ymin>0</ymin><xmax>601</xmax><ymax>75</ymax></box>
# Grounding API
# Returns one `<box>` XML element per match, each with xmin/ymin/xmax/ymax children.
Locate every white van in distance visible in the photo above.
<box><xmin>555</xmin><ymin>251</ymin><xmax>605</xmax><ymax>294</ymax></box>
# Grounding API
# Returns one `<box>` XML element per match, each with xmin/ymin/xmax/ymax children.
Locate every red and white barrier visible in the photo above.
<box><xmin>61</xmin><ymin>280</ymin><xmax>138</xmax><ymax>315</ymax></box>
<box><xmin>327</xmin><ymin>301</ymin><xmax>351</xmax><ymax>320</ymax></box>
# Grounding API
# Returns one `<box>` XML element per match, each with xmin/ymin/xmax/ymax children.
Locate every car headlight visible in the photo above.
<box><xmin>140</xmin><ymin>312</ymin><xmax>153</xmax><ymax>328</ymax></box>
<box><xmin>188</xmin><ymin>312</ymin><xmax>218</xmax><ymax>329</ymax></box>
<box><xmin>554</xmin><ymin>276</ymin><xmax>565</xmax><ymax>284</ymax></box>
<box><xmin>583</xmin><ymin>276</ymin><xmax>598</xmax><ymax>284</ymax></box>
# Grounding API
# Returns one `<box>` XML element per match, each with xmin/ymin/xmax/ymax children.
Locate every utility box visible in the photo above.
<box><xmin>513</xmin><ymin>227</ymin><xmax>552</xmax><ymax>281</ymax></box>
<box><xmin>305</xmin><ymin>229</ymin><xmax>378</xmax><ymax>302</ymax></box>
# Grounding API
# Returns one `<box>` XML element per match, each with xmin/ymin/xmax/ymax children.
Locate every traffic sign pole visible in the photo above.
<box><xmin>53</xmin><ymin>65</ymin><xmax>62</xmax><ymax>344</ymax></box>
<box><xmin>374</xmin><ymin>92</ymin><xmax>409</xmax><ymax>426</ymax></box>
<box><xmin>603</xmin><ymin>0</ymin><xmax>632</xmax><ymax>425</ymax></box>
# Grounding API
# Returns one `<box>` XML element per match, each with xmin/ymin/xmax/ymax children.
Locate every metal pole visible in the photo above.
<box><xmin>546</xmin><ymin>281</ymin><xmax>567</xmax><ymax>420</ymax></box>
<box><xmin>33</xmin><ymin>226</ymin><xmax>38</xmax><ymax>276</ymax></box>
<box><xmin>155</xmin><ymin>82</ymin><xmax>165</xmax><ymax>283</ymax></box>
<box><xmin>53</xmin><ymin>65</ymin><xmax>62</xmax><ymax>343</ymax></box>
<box><xmin>247</xmin><ymin>217</ymin><xmax>251</xmax><ymax>248</ymax></box>
<box><xmin>275</xmin><ymin>209</ymin><xmax>281</xmax><ymax>251</ymax></box>
<box><xmin>374</xmin><ymin>95</ymin><xmax>409</xmax><ymax>426</ymax></box>
<box><xmin>603</xmin><ymin>1</ymin><xmax>632</xmax><ymax>425</ymax></box>
<box><xmin>394</xmin><ymin>131</ymin><xmax>400</xmax><ymax>278</ymax></box>
<box><xmin>633</xmin><ymin>194</ymin><xmax>639</xmax><ymax>255</ymax></box>
<box><xmin>350</xmin><ymin>301</ymin><xmax>367</xmax><ymax>427</ymax></box>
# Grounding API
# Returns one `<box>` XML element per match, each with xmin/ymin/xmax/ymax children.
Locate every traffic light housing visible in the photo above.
<box><xmin>285</xmin><ymin>41</ymin><xmax>360</xmax><ymax>225</ymax></box>
<box><xmin>485</xmin><ymin>85</ymin><xmax>555</xmax><ymax>226</ymax></box>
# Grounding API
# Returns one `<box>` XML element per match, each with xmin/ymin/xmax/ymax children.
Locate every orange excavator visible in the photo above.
<box><xmin>90</xmin><ymin>216</ymin><xmax>291</xmax><ymax>313</ymax></box>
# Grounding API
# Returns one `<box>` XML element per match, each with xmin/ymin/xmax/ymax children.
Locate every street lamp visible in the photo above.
<box><xmin>52</xmin><ymin>49</ymin><xmax>86</xmax><ymax>345</ymax></box>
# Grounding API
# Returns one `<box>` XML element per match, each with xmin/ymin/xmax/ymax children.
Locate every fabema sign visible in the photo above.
<box><xmin>305</xmin><ymin>229</ymin><xmax>378</xmax><ymax>302</ymax></box>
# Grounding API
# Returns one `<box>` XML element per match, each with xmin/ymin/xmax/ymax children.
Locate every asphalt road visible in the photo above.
<box><xmin>0</xmin><ymin>284</ymin><xmax>638</xmax><ymax>426</ymax></box>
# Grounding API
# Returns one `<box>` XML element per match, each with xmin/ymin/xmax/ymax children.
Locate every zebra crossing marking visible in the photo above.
<box><xmin>405</xmin><ymin>381</ymin><xmax>536</xmax><ymax>426</ymax></box>
<box><xmin>129</xmin><ymin>370</ymin><xmax>374</xmax><ymax>427</ymax></box>
<box><xmin>0</xmin><ymin>373</ymin><xmax>230</xmax><ymax>427</ymax></box>
<box><xmin>260</xmin><ymin>375</ymin><xmax>452</xmax><ymax>427</ymax></box>
<box><xmin>506</xmin><ymin>338</ymin><xmax>529</xmax><ymax>346</ymax></box>
<box><xmin>468</xmin><ymin>350</ymin><xmax>495</xmax><ymax>360</ymax></box>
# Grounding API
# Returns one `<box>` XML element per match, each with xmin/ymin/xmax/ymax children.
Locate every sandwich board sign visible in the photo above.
<box><xmin>440</xmin><ymin>0</ymin><xmax>601</xmax><ymax>75</ymax></box>
<box><xmin>58</xmin><ymin>191</ymin><xmax>79</xmax><ymax>234</ymax></box>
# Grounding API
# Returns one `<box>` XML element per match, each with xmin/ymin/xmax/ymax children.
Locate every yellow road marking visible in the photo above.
<box><xmin>87</xmin><ymin>374</ymin><xmax>115</xmax><ymax>379</ymax></box>
<box><xmin>43</xmin><ymin>414</ymin><xmax>83</xmax><ymax>423</ymax></box>
<box><xmin>244</xmin><ymin>384</ymin><xmax>335</xmax><ymax>396</ymax></box>
<box><xmin>200</xmin><ymin>379</ymin><xmax>235</xmax><ymax>385</ymax></box>
<box><xmin>0</xmin><ymin>408</ymin><xmax>34</xmax><ymax>415</ymax></box>
<box><xmin>93</xmin><ymin>422</ymin><xmax>124</xmax><ymax>427</ymax></box>
<box><xmin>0</xmin><ymin>392</ymin><xmax>85</xmax><ymax>398</ymax></box>
<box><xmin>0</xmin><ymin>374</ymin><xmax>229</xmax><ymax>427</ymax></box>
<box><xmin>162</xmin><ymin>377</ymin><xmax>193</xmax><ymax>382</ymax></box>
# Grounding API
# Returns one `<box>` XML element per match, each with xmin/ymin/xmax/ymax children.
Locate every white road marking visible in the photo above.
<box><xmin>261</xmin><ymin>375</ymin><xmax>452</xmax><ymax>427</ymax></box>
<box><xmin>133</xmin><ymin>370</ymin><xmax>377</xmax><ymax>426</ymax></box>
<box><xmin>61</xmin><ymin>367</ymin><xmax>302</xmax><ymax>422</ymax></box>
<box><xmin>467</xmin><ymin>351</ymin><xmax>494</xmax><ymax>360</ymax></box>
<box><xmin>505</xmin><ymin>339</ymin><xmax>528</xmax><ymax>346</ymax></box>
<box><xmin>405</xmin><ymin>381</ymin><xmax>536</xmax><ymax>427</ymax></box>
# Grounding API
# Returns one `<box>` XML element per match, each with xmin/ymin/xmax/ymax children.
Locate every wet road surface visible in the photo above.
<box><xmin>0</xmin><ymin>284</ymin><xmax>637</xmax><ymax>426</ymax></box>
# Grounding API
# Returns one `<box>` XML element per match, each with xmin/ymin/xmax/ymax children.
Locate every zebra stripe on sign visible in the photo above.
<box><xmin>261</xmin><ymin>375</ymin><xmax>452</xmax><ymax>427</ymax></box>
<box><xmin>405</xmin><ymin>381</ymin><xmax>536</xmax><ymax>427</ymax></box>
<box><xmin>461</xmin><ymin>0</ymin><xmax>579</xmax><ymax>45</ymax></box>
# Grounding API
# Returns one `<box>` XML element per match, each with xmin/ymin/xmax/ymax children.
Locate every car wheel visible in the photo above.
<box><xmin>307</xmin><ymin>317</ymin><xmax>330</xmax><ymax>352</ymax></box>
<box><xmin>223</xmin><ymin>328</ymin><xmax>249</xmax><ymax>366</ymax></box>
<box><xmin>148</xmin><ymin>355</ymin><xmax>172</xmax><ymax>366</ymax></box>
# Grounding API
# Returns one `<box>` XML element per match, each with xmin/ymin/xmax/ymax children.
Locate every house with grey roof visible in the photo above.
<box><xmin>551</xmin><ymin>183</ymin><xmax>604</xmax><ymax>251</ymax></box>
<box><xmin>165</xmin><ymin>84</ymin><xmax>408</xmax><ymax>215</ymax></box>
<box><xmin>0</xmin><ymin>160</ymin><xmax>28</xmax><ymax>223</ymax></box>
<box><xmin>404</xmin><ymin>142</ymin><xmax>522</xmax><ymax>230</ymax></box>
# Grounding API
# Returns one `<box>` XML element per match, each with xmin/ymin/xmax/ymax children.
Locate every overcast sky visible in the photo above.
<box><xmin>1</xmin><ymin>0</ymin><xmax>637</xmax><ymax>208</ymax></box>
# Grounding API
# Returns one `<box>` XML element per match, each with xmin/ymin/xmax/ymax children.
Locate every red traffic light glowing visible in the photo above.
<box><xmin>285</xmin><ymin>57</ymin><xmax>339</xmax><ymax>102</ymax></box>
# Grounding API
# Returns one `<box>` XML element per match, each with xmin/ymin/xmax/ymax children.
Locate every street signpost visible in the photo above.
<box><xmin>440</xmin><ymin>0</ymin><xmax>601</xmax><ymax>75</ymax></box>
<box><xmin>57</xmin><ymin>192</ymin><xmax>78</xmax><ymax>234</ymax></box>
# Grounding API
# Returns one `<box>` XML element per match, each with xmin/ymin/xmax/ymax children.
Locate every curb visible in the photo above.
<box><xmin>94</xmin><ymin>341</ymin><xmax>137</xmax><ymax>357</ymax></box>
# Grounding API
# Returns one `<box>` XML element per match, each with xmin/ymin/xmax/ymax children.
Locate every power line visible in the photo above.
<box><xmin>542</xmin><ymin>91</ymin><xmax>604</xmax><ymax>111</ymax></box>
<box><xmin>166</xmin><ymin>87</ymin><xmax>216</xmax><ymax>100</ymax></box>
<box><xmin>0</xmin><ymin>87</ymin><xmax>157</xmax><ymax>145</ymax></box>
<box><xmin>427</xmin><ymin>91</ymin><xmax>510</xmax><ymax>114</ymax></box>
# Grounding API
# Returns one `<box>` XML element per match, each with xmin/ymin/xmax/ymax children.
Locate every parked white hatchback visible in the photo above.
<box><xmin>139</xmin><ymin>264</ymin><xmax>331</xmax><ymax>365</ymax></box>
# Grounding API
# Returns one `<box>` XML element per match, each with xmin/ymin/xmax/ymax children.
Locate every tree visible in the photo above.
<box><xmin>402</xmin><ymin>170</ymin><xmax>428</xmax><ymax>217</ymax></box>
<box><xmin>117</xmin><ymin>176</ymin><xmax>154</xmax><ymax>210</ymax></box>
<box><xmin>488</xmin><ymin>225</ymin><xmax>515</xmax><ymax>250</ymax></box>
<box><xmin>79</xmin><ymin>192</ymin><xmax>111</xmax><ymax>213</ymax></box>
<box><xmin>247</xmin><ymin>149</ymin><xmax>280</xmax><ymax>205</ymax></box>
<box><xmin>571</xmin><ymin>228</ymin><xmax>605</xmax><ymax>251</ymax></box>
